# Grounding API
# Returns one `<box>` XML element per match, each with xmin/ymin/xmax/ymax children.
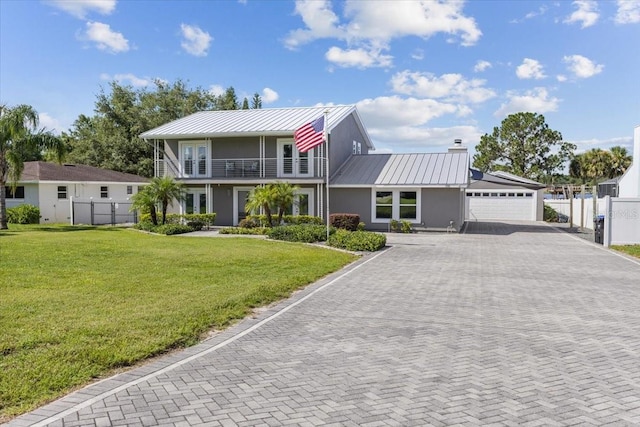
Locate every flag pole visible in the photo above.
<box><xmin>324</xmin><ymin>110</ymin><xmax>330</xmax><ymax>241</ymax></box>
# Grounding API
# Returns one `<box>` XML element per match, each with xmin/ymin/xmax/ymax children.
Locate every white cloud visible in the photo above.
<box><xmin>556</xmin><ymin>74</ymin><xmax>568</xmax><ymax>82</ymax></box>
<box><xmin>262</xmin><ymin>88</ymin><xmax>279</xmax><ymax>103</ymax></box>
<box><xmin>473</xmin><ymin>60</ymin><xmax>492</xmax><ymax>72</ymax></box>
<box><xmin>570</xmin><ymin>136</ymin><xmax>633</xmax><ymax>154</ymax></box>
<box><xmin>495</xmin><ymin>87</ymin><xmax>561</xmax><ymax>117</ymax></box>
<box><xmin>516</xmin><ymin>58</ymin><xmax>546</xmax><ymax>79</ymax></box>
<box><xmin>100</xmin><ymin>73</ymin><xmax>151</xmax><ymax>87</ymax></box>
<box><xmin>563</xmin><ymin>54</ymin><xmax>604</xmax><ymax>78</ymax></box>
<box><xmin>38</xmin><ymin>112</ymin><xmax>64</xmax><ymax>134</ymax></box>
<box><xmin>356</xmin><ymin>96</ymin><xmax>458</xmax><ymax>131</ymax></box>
<box><xmin>564</xmin><ymin>0</ymin><xmax>599</xmax><ymax>28</ymax></box>
<box><xmin>285</xmin><ymin>0</ymin><xmax>481</xmax><ymax>68</ymax></box>
<box><xmin>390</xmin><ymin>70</ymin><xmax>496</xmax><ymax>104</ymax></box>
<box><xmin>615</xmin><ymin>0</ymin><xmax>640</xmax><ymax>24</ymax></box>
<box><xmin>83</xmin><ymin>21</ymin><xmax>129</xmax><ymax>53</ymax></box>
<box><xmin>47</xmin><ymin>0</ymin><xmax>116</xmax><ymax>19</ymax></box>
<box><xmin>325</xmin><ymin>46</ymin><xmax>393</xmax><ymax>68</ymax></box>
<box><xmin>411</xmin><ymin>49</ymin><xmax>424</xmax><ymax>60</ymax></box>
<box><xmin>180</xmin><ymin>24</ymin><xmax>212</xmax><ymax>57</ymax></box>
<box><xmin>209</xmin><ymin>85</ymin><xmax>225</xmax><ymax>96</ymax></box>
<box><xmin>510</xmin><ymin>5</ymin><xmax>549</xmax><ymax>23</ymax></box>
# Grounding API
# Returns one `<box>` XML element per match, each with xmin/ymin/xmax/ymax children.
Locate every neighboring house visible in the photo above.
<box><xmin>6</xmin><ymin>161</ymin><xmax>148</xmax><ymax>224</ymax></box>
<box><xmin>618</xmin><ymin>125</ymin><xmax>640</xmax><ymax>198</ymax></box>
<box><xmin>140</xmin><ymin>105</ymin><xmax>470</xmax><ymax>229</ymax></box>
<box><xmin>466</xmin><ymin>170</ymin><xmax>546</xmax><ymax>221</ymax></box>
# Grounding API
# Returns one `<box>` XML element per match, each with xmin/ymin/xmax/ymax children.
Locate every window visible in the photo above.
<box><xmin>126</xmin><ymin>185</ymin><xmax>133</xmax><ymax>195</ymax></box>
<box><xmin>100</xmin><ymin>186</ymin><xmax>108</xmax><ymax>198</ymax></box>
<box><xmin>5</xmin><ymin>186</ymin><xmax>24</xmax><ymax>199</ymax></box>
<box><xmin>57</xmin><ymin>186</ymin><xmax>67</xmax><ymax>199</ymax></box>
<box><xmin>375</xmin><ymin>191</ymin><xmax>393</xmax><ymax>219</ymax></box>
<box><xmin>373</xmin><ymin>189</ymin><xmax>420</xmax><ymax>222</ymax></box>
<box><xmin>352</xmin><ymin>141</ymin><xmax>362</xmax><ymax>155</ymax></box>
<box><xmin>399</xmin><ymin>191</ymin><xmax>417</xmax><ymax>219</ymax></box>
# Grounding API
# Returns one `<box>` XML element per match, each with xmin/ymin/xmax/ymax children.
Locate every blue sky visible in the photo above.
<box><xmin>1</xmin><ymin>0</ymin><xmax>639</xmax><ymax>158</ymax></box>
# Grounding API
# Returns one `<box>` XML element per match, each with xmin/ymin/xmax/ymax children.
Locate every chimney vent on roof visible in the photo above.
<box><xmin>448</xmin><ymin>138</ymin><xmax>467</xmax><ymax>153</ymax></box>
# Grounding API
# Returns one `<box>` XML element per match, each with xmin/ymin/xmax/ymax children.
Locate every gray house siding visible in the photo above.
<box><xmin>330</xmin><ymin>114</ymin><xmax>368</xmax><ymax>173</ymax></box>
<box><xmin>212</xmin><ymin>185</ymin><xmax>234</xmax><ymax>226</ymax></box>
<box><xmin>330</xmin><ymin>187</ymin><xmax>373</xmax><ymax>227</ymax></box>
<box><xmin>422</xmin><ymin>188</ymin><xmax>464</xmax><ymax>229</ymax></box>
<box><xmin>213</xmin><ymin>137</ymin><xmax>260</xmax><ymax>158</ymax></box>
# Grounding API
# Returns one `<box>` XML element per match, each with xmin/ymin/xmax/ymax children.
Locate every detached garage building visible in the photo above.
<box><xmin>465</xmin><ymin>170</ymin><xmax>546</xmax><ymax>221</ymax></box>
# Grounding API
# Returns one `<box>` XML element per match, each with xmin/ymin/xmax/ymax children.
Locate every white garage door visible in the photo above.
<box><xmin>466</xmin><ymin>191</ymin><xmax>536</xmax><ymax>221</ymax></box>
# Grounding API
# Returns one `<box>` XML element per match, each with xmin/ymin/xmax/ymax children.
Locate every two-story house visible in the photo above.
<box><xmin>140</xmin><ymin>105</ymin><xmax>470</xmax><ymax>230</ymax></box>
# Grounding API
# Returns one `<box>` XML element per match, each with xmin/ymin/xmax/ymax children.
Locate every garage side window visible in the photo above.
<box><xmin>57</xmin><ymin>186</ymin><xmax>67</xmax><ymax>199</ymax></box>
<box><xmin>399</xmin><ymin>191</ymin><xmax>417</xmax><ymax>220</ymax></box>
<box><xmin>375</xmin><ymin>191</ymin><xmax>393</xmax><ymax>219</ymax></box>
<box><xmin>373</xmin><ymin>189</ymin><xmax>420</xmax><ymax>222</ymax></box>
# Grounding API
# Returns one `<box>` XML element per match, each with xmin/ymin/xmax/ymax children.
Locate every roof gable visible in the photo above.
<box><xmin>139</xmin><ymin>105</ymin><xmax>374</xmax><ymax>149</ymax></box>
<box><xmin>19</xmin><ymin>162</ymin><xmax>149</xmax><ymax>183</ymax></box>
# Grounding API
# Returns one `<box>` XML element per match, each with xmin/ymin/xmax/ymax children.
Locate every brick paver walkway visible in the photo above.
<box><xmin>7</xmin><ymin>221</ymin><xmax>640</xmax><ymax>426</ymax></box>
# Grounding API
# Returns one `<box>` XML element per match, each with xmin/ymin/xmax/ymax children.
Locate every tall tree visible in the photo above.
<box><xmin>245</xmin><ymin>185</ymin><xmax>275</xmax><ymax>227</ymax></box>
<box><xmin>609</xmin><ymin>146</ymin><xmax>632</xmax><ymax>178</ymax></box>
<box><xmin>251</xmin><ymin>93</ymin><xmax>262</xmax><ymax>109</ymax></box>
<box><xmin>217</xmin><ymin>86</ymin><xmax>239</xmax><ymax>110</ymax></box>
<box><xmin>473</xmin><ymin>112</ymin><xmax>576</xmax><ymax>182</ymax></box>
<box><xmin>0</xmin><ymin>104</ymin><xmax>65</xmax><ymax>229</ymax></box>
<box><xmin>271</xmin><ymin>182</ymin><xmax>299</xmax><ymax>225</ymax></box>
<box><xmin>569</xmin><ymin>146</ymin><xmax>632</xmax><ymax>184</ymax></box>
<box><xmin>64</xmin><ymin>80</ymin><xmax>218</xmax><ymax>177</ymax></box>
<box><xmin>241</xmin><ymin>98</ymin><xmax>250</xmax><ymax>110</ymax></box>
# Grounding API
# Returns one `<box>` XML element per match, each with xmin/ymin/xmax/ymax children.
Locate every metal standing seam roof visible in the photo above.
<box><xmin>331</xmin><ymin>153</ymin><xmax>469</xmax><ymax>187</ymax></box>
<box><xmin>139</xmin><ymin>105</ymin><xmax>374</xmax><ymax>148</ymax></box>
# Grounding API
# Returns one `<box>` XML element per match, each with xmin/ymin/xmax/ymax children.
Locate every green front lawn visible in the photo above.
<box><xmin>0</xmin><ymin>225</ymin><xmax>357</xmax><ymax>419</ymax></box>
<box><xmin>612</xmin><ymin>244</ymin><xmax>640</xmax><ymax>259</ymax></box>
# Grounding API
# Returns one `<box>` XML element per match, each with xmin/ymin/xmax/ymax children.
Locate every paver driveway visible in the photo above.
<box><xmin>8</xmin><ymin>221</ymin><xmax>640</xmax><ymax>426</ymax></box>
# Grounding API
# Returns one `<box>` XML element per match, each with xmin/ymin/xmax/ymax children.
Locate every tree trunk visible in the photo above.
<box><xmin>0</xmin><ymin>181</ymin><xmax>7</xmax><ymax>229</ymax></box>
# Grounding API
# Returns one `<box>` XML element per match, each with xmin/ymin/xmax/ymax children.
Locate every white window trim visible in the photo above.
<box><xmin>371</xmin><ymin>188</ymin><xmax>421</xmax><ymax>224</ymax></box>
<box><xmin>277</xmin><ymin>138</ymin><xmax>314</xmax><ymax>178</ymax></box>
<box><xmin>178</xmin><ymin>140</ymin><xmax>210</xmax><ymax>178</ymax></box>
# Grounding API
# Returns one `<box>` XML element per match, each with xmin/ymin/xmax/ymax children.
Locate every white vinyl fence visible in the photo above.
<box><xmin>545</xmin><ymin>197</ymin><xmax>640</xmax><ymax>246</ymax></box>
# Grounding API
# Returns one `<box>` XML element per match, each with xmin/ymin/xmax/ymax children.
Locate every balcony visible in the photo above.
<box><xmin>155</xmin><ymin>157</ymin><xmax>326</xmax><ymax>180</ymax></box>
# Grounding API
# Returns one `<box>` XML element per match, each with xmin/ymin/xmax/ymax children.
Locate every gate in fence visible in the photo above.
<box><xmin>71</xmin><ymin>199</ymin><xmax>137</xmax><ymax>225</ymax></box>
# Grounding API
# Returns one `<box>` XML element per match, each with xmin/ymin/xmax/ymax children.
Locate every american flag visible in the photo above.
<box><xmin>294</xmin><ymin>115</ymin><xmax>325</xmax><ymax>153</ymax></box>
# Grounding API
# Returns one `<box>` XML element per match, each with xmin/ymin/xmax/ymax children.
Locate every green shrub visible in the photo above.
<box><xmin>6</xmin><ymin>204</ymin><xmax>40</xmax><ymax>224</ymax></box>
<box><xmin>246</xmin><ymin>214</ymin><xmax>323</xmax><ymax>227</ymax></box>
<box><xmin>330</xmin><ymin>213</ymin><xmax>360</xmax><ymax>231</ymax></box>
<box><xmin>133</xmin><ymin>221</ymin><xmax>194</xmax><ymax>235</ymax></box>
<box><xmin>401</xmin><ymin>220</ymin><xmax>413</xmax><ymax>233</ymax></box>
<box><xmin>328</xmin><ymin>229</ymin><xmax>386</xmax><ymax>252</ymax></box>
<box><xmin>357</xmin><ymin>222</ymin><xmax>366</xmax><ymax>231</ymax></box>
<box><xmin>268</xmin><ymin>224</ymin><xmax>331</xmax><ymax>243</ymax></box>
<box><xmin>544</xmin><ymin>204</ymin><xmax>559</xmax><ymax>222</ymax></box>
<box><xmin>154</xmin><ymin>224</ymin><xmax>194</xmax><ymax>235</ymax></box>
<box><xmin>390</xmin><ymin>219</ymin><xmax>400</xmax><ymax>232</ymax></box>
<box><xmin>139</xmin><ymin>212</ymin><xmax>216</xmax><ymax>228</ymax></box>
<box><xmin>239</xmin><ymin>217</ymin><xmax>261</xmax><ymax>228</ymax></box>
<box><xmin>219</xmin><ymin>227</ymin><xmax>269</xmax><ymax>235</ymax></box>
<box><xmin>183</xmin><ymin>213</ymin><xmax>216</xmax><ymax>228</ymax></box>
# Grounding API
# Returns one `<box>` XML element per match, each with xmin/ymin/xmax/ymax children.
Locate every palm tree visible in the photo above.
<box><xmin>245</xmin><ymin>185</ymin><xmax>275</xmax><ymax>226</ymax></box>
<box><xmin>271</xmin><ymin>182</ymin><xmax>299</xmax><ymax>225</ymax></box>
<box><xmin>130</xmin><ymin>186</ymin><xmax>158</xmax><ymax>225</ymax></box>
<box><xmin>0</xmin><ymin>104</ymin><xmax>65</xmax><ymax>229</ymax></box>
<box><xmin>148</xmin><ymin>176</ymin><xmax>185</xmax><ymax>224</ymax></box>
<box><xmin>609</xmin><ymin>146</ymin><xmax>632</xmax><ymax>178</ymax></box>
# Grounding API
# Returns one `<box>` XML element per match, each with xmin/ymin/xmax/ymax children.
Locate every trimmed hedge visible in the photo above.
<box><xmin>219</xmin><ymin>227</ymin><xmax>269</xmax><ymax>235</ymax></box>
<box><xmin>267</xmin><ymin>224</ymin><xmax>331</xmax><ymax>243</ymax></box>
<box><xmin>139</xmin><ymin>213</ymin><xmax>216</xmax><ymax>228</ymax></box>
<box><xmin>245</xmin><ymin>214</ymin><xmax>323</xmax><ymax>227</ymax></box>
<box><xmin>328</xmin><ymin>229</ymin><xmax>386</xmax><ymax>252</ymax></box>
<box><xmin>133</xmin><ymin>220</ymin><xmax>194</xmax><ymax>235</ymax></box>
<box><xmin>330</xmin><ymin>213</ymin><xmax>360</xmax><ymax>231</ymax></box>
<box><xmin>6</xmin><ymin>204</ymin><xmax>40</xmax><ymax>224</ymax></box>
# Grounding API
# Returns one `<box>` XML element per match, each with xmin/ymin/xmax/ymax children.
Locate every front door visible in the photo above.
<box><xmin>233</xmin><ymin>187</ymin><xmax>254</xmax><ymax>225</ymax></box>
<box><xmin>185</xmin><ymin>190</ymin><xmax>207</xmax><ymax>214</ymax></box>
<box><xmin>277</xmin><ymin>139</ymin><xmax>313</xmax><ymax>178</ymax></box>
